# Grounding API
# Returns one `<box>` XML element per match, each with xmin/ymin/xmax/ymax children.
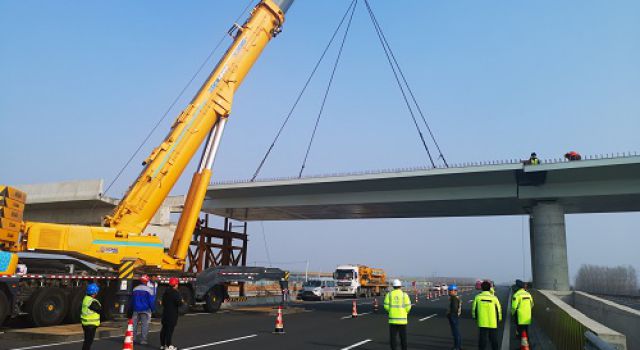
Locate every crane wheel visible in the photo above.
<box><xmin>0</xmin><ymin>290</ymin><xmax>10</xmax><ymax>326</ymax></box>
<box><xmin>178</xmin><ymin>286</ymin><xmax>193</xmax><ymax>315</ymax></box>
<box><xmin>64</xmin><ymin>288</ymin><xmax>85</xmax><ymax>324</ymax></box>
<box><xmin>26</xmin><ymin>288</ymin><xmax>67</xmax><ymax>327</ymax></box>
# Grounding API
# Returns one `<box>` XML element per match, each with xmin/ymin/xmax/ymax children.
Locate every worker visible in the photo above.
<box><xmin>81</xmin><ymin>283</ymin><xmax>101</xmax><ymax>350</ymax></box>
<box><xmin>160</xmin><ymin>277</ymin><xmax>183</xmax><ymax>350</ymax></box>
<box><xmin>148</xmin><ymin>274</ymin><xmax>159</xmax><ymax>298</ymax></box>
<box><xmin>565</xmin><ymin>151</ymin><xmax>582</xmax><ymax>161</ymax></box>
<box><xmin>512</xmin><ymin>279</ymin><xmax>534</xmax><ymax>341</ymax></box>
<box><xmin>130</xmin><ymin>275</ymin><xmax>155</xmax><ymax>344</ymax></box>
<box><xmin>527</xmin><ymin>152</ymin><xmax>540</xmax><ymax>165</ymax></box>
<box><xmin>384</xmin><ymin>279</ymin><xmax>411</xmax><ymax>350</ymax></box>
<box><xmin>446</xmin><ymin>284</ymin><xmax>462</xmax><ymax>350</ymax></box>
<box><xmin>472</xmin><ymin>281</ymin><xmax>502</xmax><ymax>350</ymax></box>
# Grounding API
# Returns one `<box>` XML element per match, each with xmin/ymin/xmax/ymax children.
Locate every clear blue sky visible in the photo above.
<box><xmin>1</xmin><ymin>1</ymin><xmax>639</xmax><ymax>283</ymax></box>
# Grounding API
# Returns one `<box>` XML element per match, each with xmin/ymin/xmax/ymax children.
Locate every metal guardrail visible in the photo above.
<box><xmin>533</xmin><ymin>289</ymin><xmax>587</xmax><ymax>350</ymax></box>
<box><xmin>584</xmin><ymin>331</ymin><xmax>618</xmax><ymax>350</ymax></box>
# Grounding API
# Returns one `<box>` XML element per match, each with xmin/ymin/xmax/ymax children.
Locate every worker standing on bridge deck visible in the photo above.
<box><xmin>512</xmin><ymin>280</ymin><xmax>534</xmax><ymax>341</ymax></box>
<box><xmin>81</xmin><ymin>283</ymin><xmax>101</xmax><ymax>350</ymax></box>
<box><xmin>446</xmin><ymin>284</ymin><xmax>462</xmax><ymax>350</ymax></box>
<box><xmin>525</xmin><ymin>152</ymin><xmax>540</xmax><ymax>165</ymax></box>
<box><xmin>472</xmin><ymin>281</ymin><xmax>502</xmax><ymax>350</ymax></box>
<box><xmin>130</xmin><ymin>274</ymin><xmax>155</xmax><ymax>345</ymax></box>
<box><xmin>384</xmin><ymin>279</ymin><xmax>411</xmax><ymax>350</ymax></box>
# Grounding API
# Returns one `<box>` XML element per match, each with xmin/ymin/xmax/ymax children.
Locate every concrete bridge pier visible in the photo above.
<box><xmin>530</xmin><ymin>202</ymin><xmax>570</xmax><ymax>291</ymax></box>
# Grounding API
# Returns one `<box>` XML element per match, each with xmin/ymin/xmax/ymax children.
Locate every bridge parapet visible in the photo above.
<box><xmin>533</xmin><ymin>289</ymin><xmax>627</xmax><ymax>350</ymax></box>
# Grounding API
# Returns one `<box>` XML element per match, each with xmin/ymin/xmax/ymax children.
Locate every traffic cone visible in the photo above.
<box><xmin>123</xmin><ymin>319</ymin><xmax>134</xmax><ymax>350</ymax></box>
<box><xmin>273</xmin><ymin>305</ymin><xmax>285</xmax><ymax>334</ymax></box>
<box><xmin>351</xmin><ymin>300</ymin><xmax>358</xmax><ymax>318</ymax></box>
<box><xmin>373</xmin><ymin>298</ymin><xmax>379</xmax><ymax>313</ymax></box>
<box><xmin>520</xmin><ymin>330</ymin><xmax>530</xmax><ymax>350</ymax></box>
<box><xmin>414</xmin><ymin>291</ymin><xmax>419</xmax><ymax>304</ymax></box>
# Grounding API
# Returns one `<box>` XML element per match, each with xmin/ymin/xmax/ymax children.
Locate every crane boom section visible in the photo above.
<box><xmin>105</xmin><ymin>0</ymin><xmax>286</xmax><ymax>236</ymax></box>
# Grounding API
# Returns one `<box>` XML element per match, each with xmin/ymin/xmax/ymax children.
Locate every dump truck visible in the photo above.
<box><xmin>0</xmin><ymin>0</ymin><xmax>294</xmax><ymax>327</ymax></box>
<box><xmin>334</xmin><ymin>264</ymin><xmax>387</xmax><ymax>298</ymax></box>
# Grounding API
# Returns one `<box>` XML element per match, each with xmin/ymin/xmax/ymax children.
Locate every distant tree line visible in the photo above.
<box><xmin>575</xmin><ymin>264</ymin><xmax>639</xmax><ymax>296</ymax></box>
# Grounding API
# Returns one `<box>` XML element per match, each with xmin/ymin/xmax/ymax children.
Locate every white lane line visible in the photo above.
<box><xmin>419</xmin><ymin>313</ymin><xmax>437</xmax><ymax>322</ymax></box>
<box><xmin>500</xmin><ymin>291</ymin><xmax>513</xmax><ymax>350</ymax></box>
<box><xmin>7</xmin><ymin>328</ymin><xmax>161</xmax><ymax>350</ymax></box>
<box><xmin>340</xmin><ymin>312</ymin><xmax>372</xmax><ymax>319</ymax></box>
<box><xmin>186</xmin><ymin>312</ymin><xmax>211</xmax><ymax>316</ymax></box>
<box><xmin>182</xmin><ymin>334</ymin><xmax>258</xmax><ymax>350</ymax></box>
<box><xmin>341</xmin><ymin>339</ymin><xmax>372</xmax><ymax>349</ymax></box>
<box><xmin>468</xmin><ymin>299</ymin><xmax>473</xmax><ymax>303</ymax></box>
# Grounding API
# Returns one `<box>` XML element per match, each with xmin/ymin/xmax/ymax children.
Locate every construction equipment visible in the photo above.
<box><xmin>334</xmin><ymin>264</ymin><xmax>387</xmax><ymax>298</ymax></box>
<box><xmin>0</xmin><ymin>0</ymin><xmax>294</xmax><ymax>327</ymax></box>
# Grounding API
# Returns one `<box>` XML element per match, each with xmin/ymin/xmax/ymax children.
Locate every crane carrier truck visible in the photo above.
<box><xmin>334</xmin><ymin>264</ymin><xmax>387</xmax><ymax>298</ymax></box>
<box><xmin>0</xmin><ymin>0</ymin><xmax>294</xmax><ymax>327</ymax></box>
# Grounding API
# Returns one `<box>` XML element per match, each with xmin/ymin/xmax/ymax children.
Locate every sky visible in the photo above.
<box><xmin>1</xmin><ymin>0</ymin><xmax>639</xmax><ymax>283</ymax></box>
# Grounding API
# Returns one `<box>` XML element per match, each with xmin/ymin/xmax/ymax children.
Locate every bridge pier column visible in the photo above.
<box><xmin>531</xmin><ymin>202</ymin><xmax>570</xmax><ymax>291</ymax></box>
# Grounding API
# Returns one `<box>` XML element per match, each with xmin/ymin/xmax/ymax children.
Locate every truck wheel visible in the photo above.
<box><xmin>64</xmin><ymin>288</ymin><xmax>84</xmax><ymax>324</ymax></box>
<box><xmin>204</xmin><ymin>285</ymin><xmax>223</xmax><ymax>313</ymax></box>
<box><xmin>178</xmin><ymin>286</ymin><xmax>193</xmax><ymax>315</ymax></box>
<box><xmin>26</xmin><ymin>288</ymin><xmax>67</xmax><ymax>327</ymax></box>
<box><xmin>0</xmin><ymin>290</ymin><xmax>10</xmax><ymax>326</ymax></box>
<box><xmin>98</xmin><ymin>288</ymin><xmax>117</xmax><ymax>321</ymax></box>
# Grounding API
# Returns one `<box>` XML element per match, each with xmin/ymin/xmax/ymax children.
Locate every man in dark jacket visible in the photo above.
<box><xmin>446</xmin><ymin>284</ymin><xmax>462</xmax><ymax>350</ymax></box>
<box><xmin>160</xmin><ymin>277</ymin><xmax>183</xmax><ymax>350</ymax></box>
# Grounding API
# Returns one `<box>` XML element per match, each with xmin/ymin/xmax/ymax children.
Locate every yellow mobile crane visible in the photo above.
<box><xmin>0</xmin><ymin>0</ymin><xmax>293</xmax><ymax>327</ymax></box>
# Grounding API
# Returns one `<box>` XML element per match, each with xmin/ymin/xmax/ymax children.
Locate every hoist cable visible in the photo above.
<box><xmin>251</xmin><ymin>0</ymin><xmax>358</xmax><ymax>181</ymax></box>
<box><xmin>101</xmin><ymin>0</ymin><xmax>256</xmax><ymax>198</ymax></box>
<box><xmin>298</xmin><ymin>0</ymin><xmax>358</xmax><ymax>178</ymax></box>
<box><xmin>364</xmin><ymin>0</ymin><xmax>448</xmax><ymax>167</ymax></box>
<box><xmin>362</xmin><ymin>0</ymin><xmax>436</xmax><ymax>167</ymax></box>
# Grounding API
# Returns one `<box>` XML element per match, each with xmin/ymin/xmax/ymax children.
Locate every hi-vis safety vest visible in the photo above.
<box><xmin>384</xmin><ymin>289</ymin><xmax>411</xmax><ymax>325</ymax></box>
<box><xmin>81</xmin><ymin>296</ymin><xmax>101</xmax><ymax>327</ymax></box>
<box><xmin>472</xmin><ymin>291</ymin><xmax>502</xmax><ymax>328</ymax></box>
<box><xmin>512</xmin><ymin>288</ymin><xmax>534</xmax><ymax>325</ymax></box>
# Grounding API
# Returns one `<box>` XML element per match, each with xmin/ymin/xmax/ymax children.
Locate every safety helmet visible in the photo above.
<box><xmin>169</xmin><ymin>277</ymin><xmax>179</xmax><ymax>287</ymax></box>
<box><xmin>448</xmin><ymin>284</ymin><xmax>458</xmax><ymax>291</ymax></box>
<box><xmin>86</xmin><ymin>283</ymin><xmax>100</xmax><ymax>296</ymax></box>
<box><xmin>392</xmin><ymin>279</ymin><xmax>402</xmax><ymax>287</ymax></box>
<box><xmin>515</xmin><ymin>279</ymin><xmax>524</xmax><ymax>288</ymax></box>
<box><xmin>140</xmin><ymin>274</ymin><xmax>150</xmax><ymax>284</ymax></box>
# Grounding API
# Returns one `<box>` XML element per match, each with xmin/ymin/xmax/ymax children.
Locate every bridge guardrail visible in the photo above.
<box><xmin>585</xmin><ymin>331</ymin><xmax>619</xmax><ymax>350</ymax></box>
<box><xmin>532</xmin><ymin>290</ymin><xmax>626</xmax><ymax>350</ymax></box>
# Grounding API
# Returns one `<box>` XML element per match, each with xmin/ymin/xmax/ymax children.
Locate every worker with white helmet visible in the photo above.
<box><xmin>384</xmin><ymin>279</ymin><xmax>412</xmax><ymax>350</ymax></box>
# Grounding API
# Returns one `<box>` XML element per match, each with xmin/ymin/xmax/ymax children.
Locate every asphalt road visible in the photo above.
<box><xmin>2</xmin><ymin>287</ymin><xmax>512</xmax><ymax>350</ymax></box>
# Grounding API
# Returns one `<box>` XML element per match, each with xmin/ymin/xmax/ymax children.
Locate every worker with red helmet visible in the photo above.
<box><xmin>160</xmin><ymin>277</ymin><xmax>183</xmax><ymax>350</ymax></box>
<box><xmin>565</xmin><ymin>151</ymin><xmax>582</xmax><ymax>161</ymax></box>
<box><xmin>129</xmin><ymin>274</ymin><xmax>155</xmax><ymax>344</ymax></box>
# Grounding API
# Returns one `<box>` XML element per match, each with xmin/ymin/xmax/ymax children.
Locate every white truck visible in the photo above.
<box><xmin>333</xmin><ymin>264</ymin><xmax>387</xmax><ymax>298</ymax></box>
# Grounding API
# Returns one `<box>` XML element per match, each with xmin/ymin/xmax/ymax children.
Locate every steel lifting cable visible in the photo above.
<box><xmin>361</xmin><ymin>1</ymin><xmax>435</xmax><ymax>167</ymax></box>
<box><xmin>364</xmin><ymin>0</ymin><xmax>448</xmax><ymax>167</ymax></box>
<box><xmin>101</xmin><ymin>0</ymin><xmax>256</xmax><ymax>198</ymax></box>
<box><xmin>298</xmin><ymin>1</ymin><xmax>358</xmax><ymax>178</ymax></box>
<box><xmin>250</xmin><ymin>0</ymin><xmax>358</xmax><ymax>181</ymax></box>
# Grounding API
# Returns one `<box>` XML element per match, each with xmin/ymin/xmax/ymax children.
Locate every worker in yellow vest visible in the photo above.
<box><xmin>472</xmin><ymin>281</ymin><xmax>502</xmax><ymax>350</ymax></box>
<box><xmin>512</xmin><ymin>280</ymin><xmax>534</xmax><ymax>340</ymax></box>
<box><xmin>384</xmin><ymin>279</ymin><xmax>411</xmax><ymax>350</ymax></box>
<box><xmin>81</xmin><ymin>283</ymin><xmax>102</xmax><ymax>350</ymax></box>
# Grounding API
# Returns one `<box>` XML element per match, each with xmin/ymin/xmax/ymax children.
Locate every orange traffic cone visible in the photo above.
<box><xmin>273</xmin><ymin>305</ymin><xmax>285</xmax><ymax>334</ymax></box>
<box><xmin>414</xmin><ymin>291</ymin><xmax>419</xmax><ymax>304</ymax></box>
<box><xmin>373</xmin><ymin>298</ymin><xmax>379</xmax><ymax>313</ymax></box>
<box><xmin>123</xmin><ymin>319</ymin><xmax>134</xmax><ymax>350</ymax></box>
<box><xmin>520</xmin><ymin>330</ymin><xmax>530</xmax><ymax>350</ymax></box>
<box><xmin>351</xmin><ymin>300</ymin><xmax>358</xmax><ymax>318</ymax></box>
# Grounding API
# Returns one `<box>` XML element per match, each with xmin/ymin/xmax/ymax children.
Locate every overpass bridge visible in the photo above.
<box><xmin>204</xmin><ymin>154</ymin><xmax>640</xmax><ymax>292</ymax></box>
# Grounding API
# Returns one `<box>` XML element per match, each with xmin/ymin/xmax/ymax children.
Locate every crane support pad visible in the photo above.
<box><xmin>0</xmin><ymin>228</ymin><xmax>20</xmax><ymax>244</ymax></box>
<box><xmin>0</xmin><ymin>196</ymin><xmax>25</xmax><ymax>212</ymax></box>
<box><xmin>0</xmin><ymin>207</ymin><xmax>23</xmax><ymax>222</ymax></box>
<box><xmin>0</xmin><ymin>218</ymin><xmax>21</xmax><ymax>232</ymax></box>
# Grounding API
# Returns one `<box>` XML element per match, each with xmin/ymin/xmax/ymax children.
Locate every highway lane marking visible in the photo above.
<box><xmin>418</xmin><ymin>313</ymin><xmax>437</xmax><ymax>322</ymax></box>
<box><xmin>340</xmin><ymin>312</ymin><xmax>372</xmax><ymax>319</ymax></box>
<box><xmin>181</xmin><ymin>334</ymin><xmax>258</xmax><ymax>350</ymax></box>
<box><xmin>341</xmin><ymin>339</ymin><xmax>372</xmax><ymax>349</ymax></box>
<box><xmin>7</xmin><ymin>329</ymin><xmax>163</xmax><ymax>350</ymax></box>
<box><xmin>186</xmin><ymin>312</ymin><xmax>212</xmax><ymax>316</ymax></box>
<box><xmin>500</xmin><ymin>290</ymin><xmax>513</xmax><ymax>350</ymax></box>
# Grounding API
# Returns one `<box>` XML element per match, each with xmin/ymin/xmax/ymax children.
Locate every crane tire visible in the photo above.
<box><xmin>0</xmin><ymin>290</ymin><xmax>9</xmax><ymax>326</ymax></box>
<box><xmin>178</xmin><ymin>286</ymin><xmax>193</xmax><ymax>315</ymax></box>
<box><xmin>64</xmin><ymin>288</ymin><xmax>85</xmax><ymax>324</ymax></box>
<box><xmin>26</xmin><ymin>288</ymin><xmax>67</xmax><ymax>327</ymax></box>
<box><xmin>204</xmin><ymin>285</ymin><xmax>223</xmax><ymax>313</ymax></box>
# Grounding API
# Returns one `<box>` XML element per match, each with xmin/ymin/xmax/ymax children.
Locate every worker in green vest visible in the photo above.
<box><xmin>384</xmin><ymin>279</ymin><xmax>411</xmax><ymax>350</ymax></box>
<box><xmin>512</xmin><ymin>279</ymin><xmax>534</xmax><ymax>340</ymax></box>
<box><xmin>472</xmin><ymin>280</ymin><xmax>502</xmax><ymax>350</ymax></box>
<box><xmin>81</xmin><ymin>283</ymin><xmax>102</xmax><ymax>350</ymax></box>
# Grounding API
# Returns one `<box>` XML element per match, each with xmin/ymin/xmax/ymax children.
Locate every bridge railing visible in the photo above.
<box><xmin>585</xmin><ymin>331</ymin><xmax>618</xmax><ymax>350</ymax></box>
<box><xmin>532</xmin><ymin>290</ymin><xmax>627</xmax><ymax>350</ymax></box>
